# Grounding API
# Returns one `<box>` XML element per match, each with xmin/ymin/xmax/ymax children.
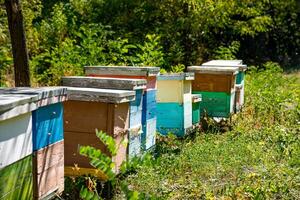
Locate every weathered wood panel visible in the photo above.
<box><xmin>33</xmin><ymin>140</ymin><xmax>64</xmax><ymax>199</ymax></box>
<box><xmin>0</xmin><ymin>112</ymin><xmax>32</xmax><ymax>168</ymax></box>
<box><xmin>64</xmin><ymin>101</ymin><xmax>108</xmax><ymax>133</ymax></box>
<box><xmin>128</xmin><ymin>126</ymin><xmax>142</xmax><ymax>158</ymax></box>
<box><xmin>157</xmin><ymin>80</ymin><xmax>183</xmax><ymax>103</ymax></box>
<box><xmin>62</xmin><ymin>76</ymin><xmax>146</xmax><ymax>90</ymax></box>
<box><xmin>192</xmin><ymin>73</ymin><xmax>235</xmax><ymax>93</ymax></box>
<box><xmin>84</xmin><ymin>66</ymin><xmax>160</xmax><ymax>77</ymax></box>
<box><xmin>32</xmin><ymin>103</ymin><xmax>64</xmax><ymax>151</ymax></box>
<box><xmin>144</xmin><ymin>118</ymin><xmax>156</xmax><ymax>150</ymax></box>
<box><xmin>66</xmin><ymin>87</ymin><xmax>135</xmax><ymax>103</ymax></box>
<box><xmin>87</xmin><ymin>75</ymin><xmax>157</xmax><ymax>90</ymax></box>
<box><xmin>0</xmin><ymin>155</ymin><xmax>33</xmax><ymax>200</ymax></box>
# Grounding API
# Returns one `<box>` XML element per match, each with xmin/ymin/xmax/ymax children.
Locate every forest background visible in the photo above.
<box><xmin>0</xmin><ymin>0</ymin><xmax>299</xmax><ymax>86</ymax></box>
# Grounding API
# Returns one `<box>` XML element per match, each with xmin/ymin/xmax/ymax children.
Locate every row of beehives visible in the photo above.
<box><xmin>0</xmin><ymin>60</ymin><xmax>246</xmax><ymax>199</ymax></box>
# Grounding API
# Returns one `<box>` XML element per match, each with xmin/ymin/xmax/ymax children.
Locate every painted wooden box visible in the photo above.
<box><xmin>0</xmin><ymin>87</ymin><xmax>67</xmax><ymax>200</ymax></box>
<box><xmin>201</xmin><ymin>60</ymin><xmax>247</xmax><ymax>112</ymax></box>
<box><xmin>192</xmin><ymin>94</ymin><xmax>202</xmax><ymax>125</ymax></box>
<box><xmin>62</xmin><ymin>76</ymin><xmax>146</xmax><ymax>158</ymax></box>
<box><xmin>0</xmin><ymin>155</ymin><xmax>33</xmax><ymax>200</ymax></box>
<box><xmin>63</xmin><ymin>87</ymin><xmax>135</xmax><ymax>178</ymax></box>
<box><xmin>84</xmin><ymin>66</ymin><xmax>160</xmax><ymax>150</ymax></box>
<box><xmin>33</xmin><ymin>140</ymin><xmax>64</xmax><ymax>200</ymax></box>
<box><xmin>187</xmin><ymin>66</ymin><xmax>239</xmax><ymax>118</ymax></box>
<box><xmin>156</xmin><ymin>73</ymin><xmax>194</xmax><ymax>136</ymax></box>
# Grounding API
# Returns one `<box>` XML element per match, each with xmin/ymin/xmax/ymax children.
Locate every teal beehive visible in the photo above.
<box><xmin>156</xmin><ymin>73</ymin><xmax>194</xmax><ymax>136</ymax></box>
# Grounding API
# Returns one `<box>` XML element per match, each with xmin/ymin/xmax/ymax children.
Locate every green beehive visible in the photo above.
<box><xmin>187</xmin><ymin>65</ymin><xmax>239</xmax><ymax>118</ymax></box>
<box><xmin>201</xmin><ymin>60</ymin><xmax>247</xmax><ymax>112</ymax></box>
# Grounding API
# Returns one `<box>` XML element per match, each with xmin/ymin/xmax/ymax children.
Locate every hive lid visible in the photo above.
<box><xmin>0</xmin><ymin>87</ymin><xmax>67</xmax><ymax>121</ymax></box>
<box><xmin>66</xmin><ymin>87</ymin><xmax>135</xmax><ymax>103</ymax></box>
<box><xmin>157</xmin><ymin>72</ymin><xmax>194</xmax><ymax>81</ymax></box>
<box><xmin>187</xmin><ymin>66</ymin><xmax>239</xmax><ymax>75</ymax></box>
<box><xmin>85</xmin><ymin>66</ymin><xmax>160</xmax><ymax>77</ymax></box>
<box><xmin>201</xmin><ymin>60</ymin><xmax>247</xmax><ymax>71</ymax></box>
<box><xmin>62</xmin><ymin>76</ymin><xmax>146</xmax><ymax>90</ymax></box>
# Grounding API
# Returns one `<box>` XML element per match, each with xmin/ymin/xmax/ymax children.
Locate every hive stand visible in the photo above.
<box><xmin>0</xmin><ymin>87</ymin><xmax>67</xmax><ymax>200</ymax></box>
<box><xmin>187</xmin><ymin>66</ymin><xmax>239</xmax><ymax>118</ymax></box>
<box><xmin>156</xmin><ymin>73</ymin><xmax>194</xmax><ymax>136</ymax></box>
<box><xmin>62</xmin><ymin>76</ymin><xmax>147</xmax><ymax>159</ymax></box>
<box><xmin>84</xmin><ymin>66</ymin><xmax>160</xmax><ymax>150</ymax></box>
<box><xmin>63</xmin><ymin>87</ymin><xmax>135</xmax><ymax>179</ymax></box>
<box><xmin>201</xmin><ymin>60</ymin><xmax>247</xmax><ymax>112</ymax></box>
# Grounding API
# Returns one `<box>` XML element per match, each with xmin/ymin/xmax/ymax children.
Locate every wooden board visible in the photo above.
<box><xmin>0</xmin><ymin>87</ymin><xmax>67</xmax><ymax>121</ymax></box>
<box><xmin>66</xmin><ymin>87</ymin><xmax>135</xmax><ymax>103</ymax></box>
<box><xmin>0</xmin><ymin>155</ymin><xmax>33</xmax><ymax>200</ymax></box>
<box><xmin>32</xmin><ymin>103</ymin><xmax>64</xmax><ymax>151</ymax></box>
<box><xmin>201</xmin><ymin>60</ymin><xmax>247</xmax><ymax>71</ymax></box>
<box><xmin>192</xmin><ymin>73</ymin><xmax>236</xmax><ymax>93</ymax></box>
<box><xmin>33</xmin><ymin>140</ymin><xmax>64</xmax><ymax>199</ymax></box>
<box><xmin>188</xmin><ymin>66</ymin><xmax>239</xmax><ymax>74</ymax></box>
<box><xmin>62</xmin><ymin>76</ymin><xmax>146</xmax><ymax>90</ymax></box>
<box><xmin>0</xmin><ymin>112</ymin><xmax>32</xmax><ymax>168</ymax></box>
<box><xmin>84</xmin><ymin>66</ymin><xmax>160</xmax><ymax>77</ymax></box>
<box><xmin>157</xmin><ymin>73</ymin><xmax>194</xmax><ymax>81</ymax></box>
<box><xmin>87</xmin><ymin>75</ymin><xmax>157</xmax><ymax>90</ymax></box>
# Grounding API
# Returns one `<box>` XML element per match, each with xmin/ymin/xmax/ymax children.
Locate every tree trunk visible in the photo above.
<box><xmin>183</xmin><ymin>2</ymin><xmax>191</xmax><ymax>72</ymax></box>
<box><xmin>5</xmin><ymin>0</ymin><xmax>30</xmax><ymax>87</ymax></box>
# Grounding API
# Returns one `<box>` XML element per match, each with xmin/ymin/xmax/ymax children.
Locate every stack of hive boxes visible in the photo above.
<box><xmin>201</xmin><ymin>60</ymin><xmax>247</xmax><ymax>112</ymax></box>
<box><xmin>0</xmin><ymin>87</ymin><xmax>67</xmax><ymax>200</ymax></box>
<box><xmin>187</xmin><ymin>65</ymin><xmax>239</xmax><ymax>118</ymax></box>
<box><xmin>156</xmin><ymin>73</ymin><xmax>195</xmax><ymax>136</ymax></box>
<box><xmin>85</xmin><ymin>66</ymin><xmax>160</xmax><ymax>150</ymax></box>
<box><xmin>62</xmin><ymin>76</ymin><xmax>147</xmax><ymax>159</ymax></box>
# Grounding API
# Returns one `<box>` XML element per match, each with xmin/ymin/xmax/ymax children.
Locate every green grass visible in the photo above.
<box><xmin>120</xmin><ymin>63</ymin><xmax>300</xmax><ymax>199</ymax></box>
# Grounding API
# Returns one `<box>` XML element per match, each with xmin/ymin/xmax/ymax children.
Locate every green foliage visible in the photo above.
<box><xmin>79</xmin><ymin>130</ymin><xmax>117</xmax><ymax>181</ymax></box>
<box><xmin>214</xmin><ymin>41</ymin><xmax>240</xmax><ymax>60</ymax></box>
<box><xmin>122</xmin><ymin>67</ymin><xmax>300</xmax><ymax>199</ymax></box>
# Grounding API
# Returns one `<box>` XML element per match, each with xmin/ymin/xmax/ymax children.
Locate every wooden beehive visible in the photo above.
<box><xmin>84</xmin><ymin>66</ymin><xmax>160</xmax><ymax>150</ymax></box>
<box><xmin>187</xmin><ymin>66</ymin><xmax>239</xmax><ymax>118</ymax></box>
<box><xmin>201</xmin><ymin>60</ymin><xmax>247</xmax><ymax>112</ymax></box>
<box><xmin>0</xmin><ymin>87</ymin><xmax>67</xmax><ymax>200</ymax></box>
<box><xmin>156</xmin><ymin>73</ymin><xmax>194</xmax><ymax>136</ymax></box>
<box><xmin>62</xmin><ymin>76</ymin><xmax>146</xmax><ymax>158</ymax></box>
<box><xmin>63</xmin><ymin>87</ymin><xmax>135</xmax><ymax>178</ymax></box>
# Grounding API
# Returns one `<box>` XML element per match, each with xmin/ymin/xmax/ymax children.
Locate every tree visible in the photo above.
<box><xmin>5</xmin><ymin>0</ymin><xmax>30</xmax><ymax>86</ymax></box>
